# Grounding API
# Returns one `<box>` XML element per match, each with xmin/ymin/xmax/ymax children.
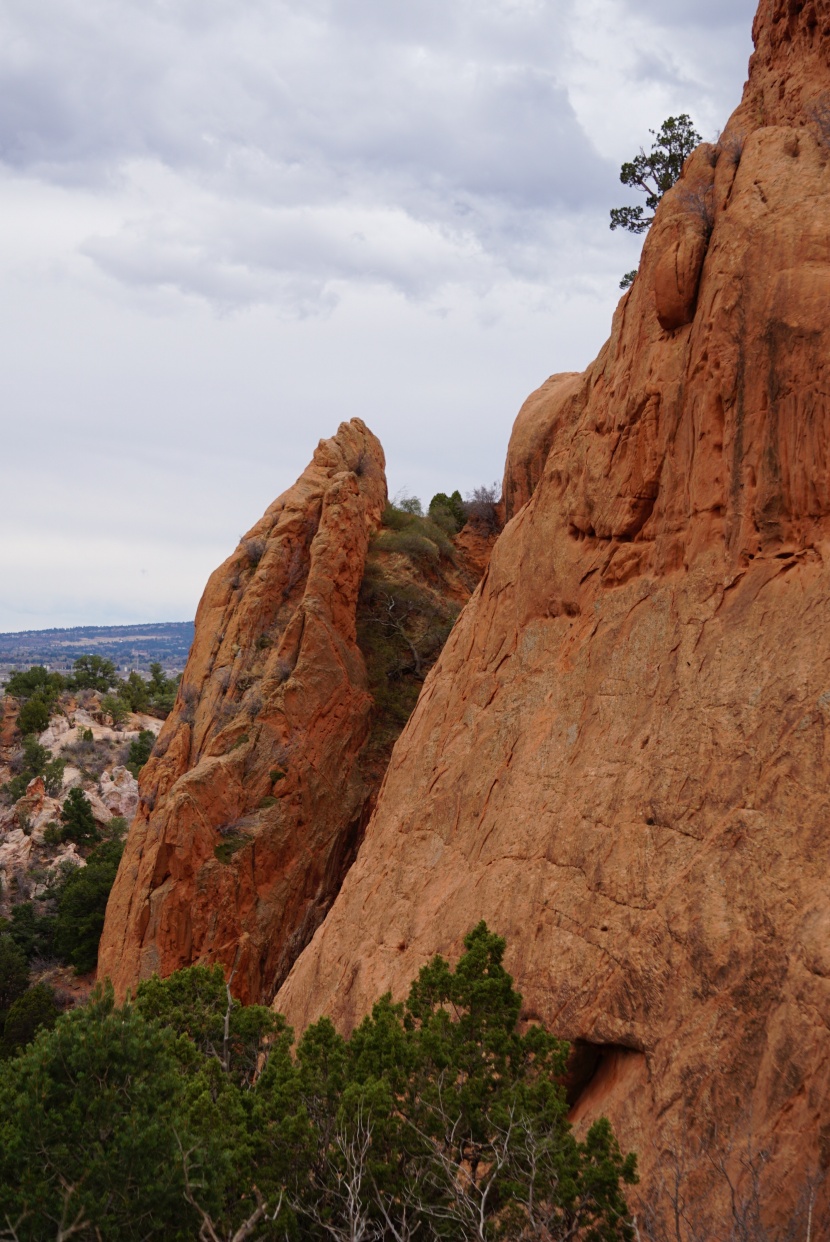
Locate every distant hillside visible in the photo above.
<box><xmin>0</xmin><ymin>622</ymin><xmax>194</xmax><ymax>678</ymax></box>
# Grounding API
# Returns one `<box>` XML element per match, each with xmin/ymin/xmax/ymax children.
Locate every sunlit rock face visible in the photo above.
<box><xmin>276</xmin><ymin>0</ymin><xmax>830</xmax><ymax>1223</ymax></box>
<box><xmin>99</xmin><ymin>419</ymin><xmax>388</xmax><ymax>1004</ymax></box>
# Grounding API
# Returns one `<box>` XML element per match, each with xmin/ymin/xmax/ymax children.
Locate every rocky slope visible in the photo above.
<box><xmin>275</xmin><ymin>0</ymin><xmax>830</xmax><ymax>1223</ymax></box>
<box><xmin>0</xmin><ymin>704</ymin><xmax>154</xmax><ymax>919</ymax></box>
<box><xmin>98</xmin><ymin>421</ymin><xmax>486</xmax><ymax>1004</ymax></box>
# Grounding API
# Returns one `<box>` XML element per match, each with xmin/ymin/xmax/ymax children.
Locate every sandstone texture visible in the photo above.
<box><xmin>277</xmin><ymin>0</ymin><xmax>830</xmax><ymax>1219</ymax></box>
<box><xmin>98</xmin><ymin>421</ymin><xmax>390</xmax><ymax>1003</ymax></box>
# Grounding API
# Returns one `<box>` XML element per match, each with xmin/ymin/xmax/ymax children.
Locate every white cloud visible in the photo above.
<box><xmin>0</xmin><ymin>0</ymin><xmax>758</xmax><ymax>628</ymax></box>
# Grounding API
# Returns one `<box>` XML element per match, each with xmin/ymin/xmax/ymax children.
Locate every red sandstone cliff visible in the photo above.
<box><xmin>98</xmin><ymin>420</ymin><xmax>388</xmax><ymax>1003</ymax></box>
<box><xmin>98</xmin><ymin>420</ymin><xmax>483</xmax><ymax>1004</ymax></box>
<box><xmin>276</xmin><ymin>0</ymin><xmax>830</xmax><ymax>1221</ymax></box>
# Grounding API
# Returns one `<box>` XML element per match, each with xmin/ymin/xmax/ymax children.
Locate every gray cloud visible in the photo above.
<box><xmin>0</xmin><ymin>0</ymin><xmax>760</xmax><ymax>627</ymax></box>
<box><xmin>623</xmin><ymin>0</ymin><xmax>755</xmax><ymax>29</ymax></box>
<box><xmin>0</xmin><ymin>0</ymin><xmax>613</xmax><ymax>311</ymax></box>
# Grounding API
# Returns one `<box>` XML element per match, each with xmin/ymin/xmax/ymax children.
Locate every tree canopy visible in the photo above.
<box><xmin>0</xmin><ymin>924</ymin><xmax>637</xmax><ymax>1240</ymax></box>
<box><xmin>610</xmin><ymin>114</ymin><xmax>702</xmax><ymax>289</ymax></box>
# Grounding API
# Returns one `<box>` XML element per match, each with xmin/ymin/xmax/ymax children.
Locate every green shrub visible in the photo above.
<box><xmin>429</xmin><ymin>488</ymin><xmax>466</xmax><ymax>531</ymax></box>
<box><xmin>1</xmin><ymin>983</ymin><xmax>61</xmax><ymax>1058</ymax></box>
<box><xmin>0</xmin><ymin>985</ymin><xmax>194</xmax><ymax>1239</ymax></box>
<box><xmin>0</xmin><ymin>927</ymin><xmax>637</xmax><ymax>1242</ymax></box>
<box><xmin>120</xmin><ymin>670</ymin><xmax>149</xmax><ymax>712</ymax></box>
<box><xmin>4</xmin><ymin>666</ymin><xmax>65</xmax><ymax>702</ymax></box>
<box><xmin>101</xmin><ymin>692</ymin><xmax>129</xmax><ymax>728</ymax></box>
<box><xmin>68</xmin><ymin>655</ymin><xmax>118</xmax><ymax>695</ymax></box>
<box><xmin>69</xmin><ymin>654</ymin><xmax>118</xmax><ymax>693</ymax></box>
<box><xmin>16</xmin><ymin>693</ymin><xmax>53</xmax><ymax>737</ymax></box>
<box><xmin>127</xmin><ymin>728</ymin><xmax>156</xmax><ymax>778</ymax></box>
<box><xmin>214</xmin><ymin>835</ymin><xmax>248</xmax><ymax>863</ymax></box>
<box><xmin>135</xmin><ymin>963</ymin><xmax>279</xmax><ymax>1086</ymax></box>
<box><xmin>1</xmin><ymin>737</ymin><xmax>64</xmax><ymax>802</ymax></box>
<box><xmin>61</xmin><ymin>733</ymin><xmax>118</xmax><ymax>779</ymax></box>
<box><xmin>60</xmin><ymin>788</ymin><xmax>100</xmax><ymax>847</ymax></box>
<box><xmin>381</xmin><ymin>501</ymin><xmax>416</xmax><ymax>530</ymax></box>
<box><xmin>43</xmin><ymin>757</ymin><xmax>66</xmax><ymax>796</ymax></box>
<box><xmin>53</xmin><ymin>838</ymin><xmax>124</xmax><ymax>973</ymax></box>
<box><xmin>146</xmin><ymin>662</ymin><xmax>179</xmax><ymax>717</ymax></box>
<box><xmin>6</xmin><ymin>903</ymin><xmax>56</xmax><ymax>961</ymax></box>
<box><xmin>374</xmin><ymin>528</ymin><xmax>440</xmax><ymax>564</ymax></box>
<box><xmin>0</xmin><ymin>936</ymin><xmax>29</xmax><ymax>1016</ymax></box>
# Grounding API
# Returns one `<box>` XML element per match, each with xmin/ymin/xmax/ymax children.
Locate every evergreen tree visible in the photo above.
<box><xmin>59</xmin><ymin>788</ymin><xmax>100</xmax><ymax>847</ymax></box>
<box><xmin>611</xmin><ymin>114</ymin><xmax>702</xmax><ymax>289</ymax></box>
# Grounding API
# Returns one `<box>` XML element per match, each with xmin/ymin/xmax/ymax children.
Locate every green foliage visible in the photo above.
<box><xmin>4</xmin><ymin>665</ymin><xmax>65</xmax><ymax>702</ymax></box>
<box><xmin>0</xmin><ymin>935</ymin><xmax>29</xmax><ymax>1015</ymax></box>
<box><xmin>42</xmin><ymin>756</ymin><xmax>66</xmax><ymax>796</ymax></box>
<box><xmin>53</xmin><ymin>838</ymin><xmax>124</xmax><ymax>973</ymax></box>
<box><xmin>5</xmin><ymin>903</ymin><xmax>56</xmax><ymax>962</ymax></box>
<box><xmin>357</xmin><ymin>567</ymin><xmax>458</xmax><ymax>767</ymax></box>
<box><xmin>146</xmin><ymin>661</ymin><xmax>179</xmax><ymax>716</ymax></box>
<box><xmin>61</xmin><ymin>732</ymin><xmax>117</xmax><ymax>779</ymax></box>
<box><xmin>2</xmin><ymin>735</ymin><xmax>64</xmax><ymax>804</ymax></box>
<box><xmin>214</xmin><ymin>834</ymin><xmax>249</xmax><ymax>863</ymax></box>
<box><xmin>135</xmin><ymin>964</ymin><xmax>281</xmax><ymax>1087</ymax></box>
<box><xmin>619</xmin><ymin>269</ymin><xmax>638</xmax><ymax>290</ymax></box>
<box><xmin>1</xmin><ymin>983</ymin><xmax>61</xmax><ymax>1058</ymax></box>
<box><xmin>16</xmin><ymin>692</ymin><xmax>53</xmax><ymax>737</ymax></box>
<box><xmin>377</xmin><ymin>502</ymin><xmax>455</xmax><ymax>562</ymax></box>
<box><xmin>120</xmin><ymin>669</ymin><xmax>149</xmax><ymax>712</ymax></box>
<box><xmin>126</xmin><ymin>728</ymin><xmax>156</xmax><ymax>778</ymax></box>
<box><xmin>70</xmin><ymin>653</ymin><xmax>118</xmax><ymax>692</ymax></box>
<box><xmin>0</xmin><ymin>984</ymin><xmax>195</xmax><ymax>1240</ymax></box>
<box><xmin>107</xmin><ymin>815</ymin><xmax>128</xmax><ymax>839</ymax></box>
<box><xmin>610</xmin><ymin>114</ymin><xmax>702</xmax><ymax>235</ymax></box>
<box><xmin>396</xmin><ymin>492</ymin><xmax>424</xmax><ymax>515</ymax></box>
<box><xmin>60</xmin><ymin>788</ymin><xmax>100</xmax><ymax>847</ymax></box>
<box><xmin>100</xmin><ymin>691</ymin><xmax>129</xmax><ymax>728</ymax></box>
<box><xmin>2</xmin><ymin>736</ymin><xmax>65</xmax><ymax>802</ymax></box>
<box><xmin>429</xmin><ymin>488</ymin><xmax>466</xmax><ymax>533</ymax></box>
<box><xmin>0</xmin><ymin>927</ymin><xmax>636</xmax><ymax>1241</ymax></box>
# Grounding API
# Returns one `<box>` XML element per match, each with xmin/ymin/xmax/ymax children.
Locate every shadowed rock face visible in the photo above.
<box><xmin>276</xmin><ymin>0</ymin><xmax>830</xmax><ymax>1219</ymax></box>
<box><xmin>98</xmin><ymin>419</ymin><xmax>387</xmax><ymax>1004</ymax></box>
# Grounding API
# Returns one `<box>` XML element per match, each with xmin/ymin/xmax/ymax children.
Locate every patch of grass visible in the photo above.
<box><xmin>374</xmin><ymin>504</ymin><xmax>456</xmax><ymax>565</ymax></box>
<box><xmin>258</xmin><ymin>795</ymin><xmax>278</xmax><ymax>809</ymax></box>
<box><xmin>269</xmin><ymin>768</ymin><xmax>286</xmax><ymax>783</ymax></box>
<box><xmin>214</xmin><ymin>835</ymin><xmax>248</xmax><ymax>864</ymax></box>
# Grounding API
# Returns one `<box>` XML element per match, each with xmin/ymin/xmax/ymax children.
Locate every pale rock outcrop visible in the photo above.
<box><xmin>99</xmin><ymin>766</ymin><xmax>139</xmax><ymax>820</ymax></box>
<box><xmin>277</xmin><ymin>0</ymin><xmax>830</xmax><ymax>1223</ymax></box>
<box><xmin>98</xmin><ymin>420</ymin><xmax>388</xmax><ymax>1003</ymax></box>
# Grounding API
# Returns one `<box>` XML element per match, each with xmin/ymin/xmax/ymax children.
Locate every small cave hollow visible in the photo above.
<box><xmin>563</xmin><ymin>1039</ymin><xmax>645</xmax><ymax>1115</ymax></box>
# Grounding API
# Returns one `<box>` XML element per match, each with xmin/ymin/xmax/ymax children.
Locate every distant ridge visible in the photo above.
<box><xmin>0</xmin><ymin>621</ymin><xmax>194</xmax><ymax>674</ymax></box>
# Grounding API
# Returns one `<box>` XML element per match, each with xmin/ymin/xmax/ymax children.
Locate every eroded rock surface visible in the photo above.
<box><xmin>277</xmin><ymin>0</ymin><xmax>830</xmax><ymax>1220</ymax></box>
<box><xmin>99</xmin><ymin>420</ymin><xmax>389</xmax><ymax>1003</ymax></box>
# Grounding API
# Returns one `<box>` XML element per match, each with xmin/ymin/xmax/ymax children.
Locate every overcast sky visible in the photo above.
<box><xmin>0</xmin><ymin>0</ymin><xmax>756</xmax><ymax>631</ymax></box>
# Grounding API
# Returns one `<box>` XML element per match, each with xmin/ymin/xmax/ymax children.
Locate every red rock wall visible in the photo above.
<box><xmin>98</xmin><ymin>419</ymin><xmax>387</xmax><ymax>1003</ymax></box>
<box><xmin>276</xmin><ymin>1</ymin><xmax>830</xmax><ymax>1220</ymax></box>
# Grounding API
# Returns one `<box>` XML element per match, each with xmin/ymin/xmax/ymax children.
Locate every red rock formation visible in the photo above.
<box><xmin>98</xmin><ymin>420</ymin><xmax>388</xmax><ymax>1003</ymax></box>
<box><xmin>276</xmin><ymin>1</ymin><xmax>830</xmax><ymax>1222</ymax></box>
